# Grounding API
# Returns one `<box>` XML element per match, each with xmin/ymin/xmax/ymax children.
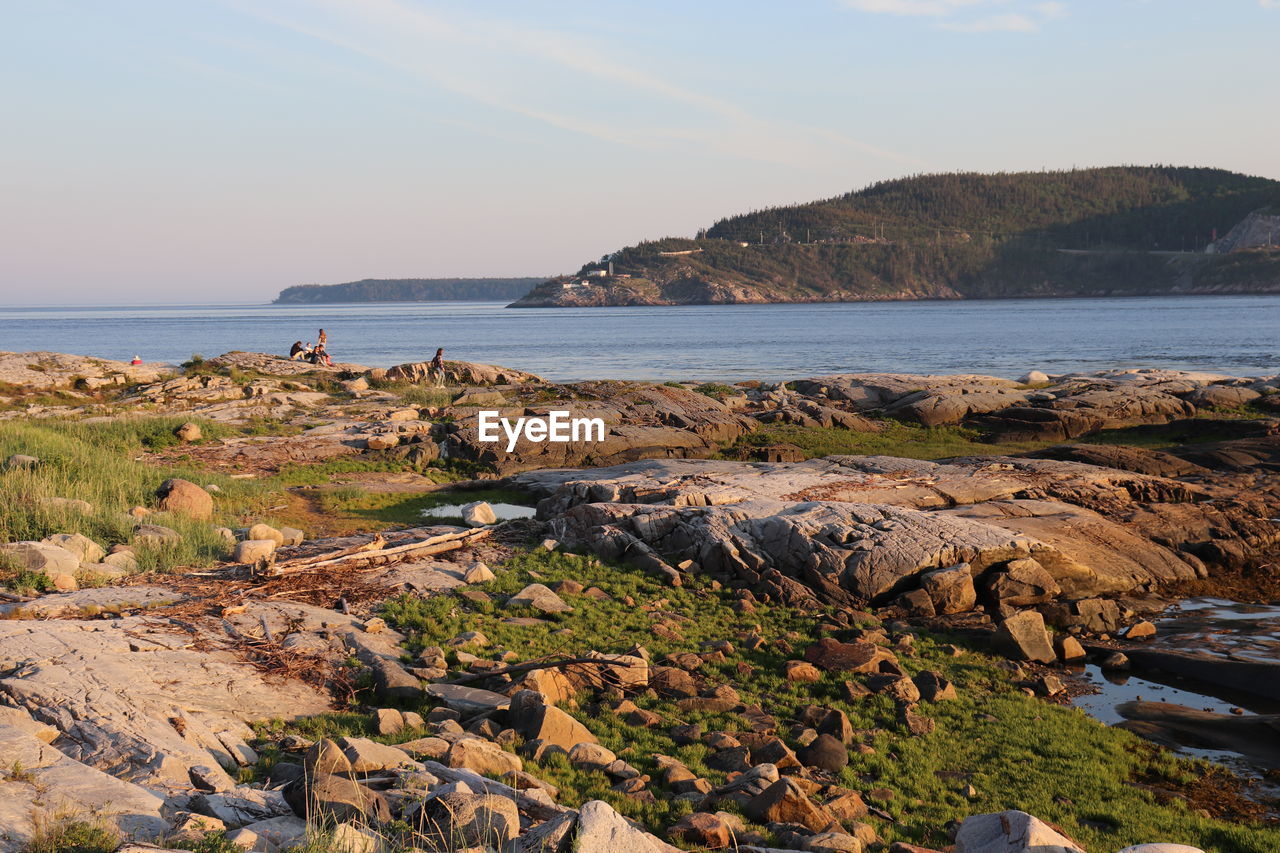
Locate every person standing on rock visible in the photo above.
<box><xmin>430</xmin><ymin>347</ymin><xmax>446</xmax><ymax>387</ymax></box>
<box><xmin>317</xmin><ymin>328</ymin><xmax>327</xmax><ymax>347</ymax></box>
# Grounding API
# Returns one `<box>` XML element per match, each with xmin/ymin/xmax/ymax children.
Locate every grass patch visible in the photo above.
<box><xmin>369</xmin><ymin>381</ymin><xmax>456</xmax><ymax>408</ymax></box>
<box><xmin>692</xmin><ymin>383</ymin><xmax>738</xmax><ymax>401</ymax></box>
<box><xmin>0</xmin><ymin>418</ymin><xmax>275</xmax><ymax>573</ymax></box>
<box><xmin>275</xmin><ymin>457</ymin><xmax>456</xmax><ymax>488</ymax></box>
<box><xmin>21</xmin><ymin>813</ymin><xmax>119</xmax><ymax>853</ymax></box>
<box><xmin>250</xmin><ymin>547</ymin><xmax>1280</xmax><ymax>852</ymax></box>
<box><xmin>722</xmin><ymin>422</ymin><xmax>1051</xmax><ymax>461</ymax></box>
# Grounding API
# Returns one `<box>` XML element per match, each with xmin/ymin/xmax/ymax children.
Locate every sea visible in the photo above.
<box><xmin>2</xmin><ymin>295</ymin><xmax>1279</xmax><ymax>383</ymax></box>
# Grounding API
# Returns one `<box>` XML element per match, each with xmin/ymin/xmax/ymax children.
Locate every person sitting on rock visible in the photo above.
<box><xmin>309</xmin><ymin>343</ymin><xmax>333</xmax><ymax>367</ymax></box>
<box><xmin>289</xmin><ymin>341</ymin><xmax>306</xmax><ymax>360</ymax></box>
<box><xmin>430</xmin><ymin>348</ymin><xmax>446</xmax><ymax>387</ymax></box>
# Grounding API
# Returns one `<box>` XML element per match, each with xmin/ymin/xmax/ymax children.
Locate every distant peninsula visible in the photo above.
<box><xmin>275</xmin><ymin>277</ymin><xmax>544</xmax><ymax>304</ymax></box>
<box><xmin>510</xmin><ymin>166</ymin><xmax>1280</xmax><ymax>307</ymax></box>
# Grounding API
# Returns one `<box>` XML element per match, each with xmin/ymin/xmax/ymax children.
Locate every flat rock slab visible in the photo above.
<box><xmin>0</xmin><ymin>725</ymin><xmax>169</xmax><ymax>850</ymax></box>
<box><xmin>0</xmin><ymin>585</ymin><xmax>184</xmax><ymax>619</ymax></box>
<box><xmin>0</xmin><ymin>616</ymin><xmax>332</xmax><ymax>790</ymax></box>
<box><xmin>425</xmin><ymin>683</ymin><xmax>512</xmax><ymax>714</ymax></box>
<box><xmin>0</xmin><ymin>350</ymin><xmax>172</xmax><ymax>390</ymax></box>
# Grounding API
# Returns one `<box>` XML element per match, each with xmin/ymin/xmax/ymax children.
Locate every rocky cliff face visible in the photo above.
<box><xmin>1208</xmin><ymin>210</ymin><xmax>1280</xmax><ymax>253</ymax></box>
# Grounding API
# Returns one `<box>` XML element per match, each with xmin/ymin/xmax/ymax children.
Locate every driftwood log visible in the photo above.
<box><xmin>225</xmin><ymin>528</ymin><xmax>493</xmax><ymax>578</ymax></box>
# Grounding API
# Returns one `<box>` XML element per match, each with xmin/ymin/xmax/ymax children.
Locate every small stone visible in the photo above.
<box><xmin>797</xmin><ymin>733</ymin><xmax>848</xmax><ymax>772</ymax></box>
<box><xmin>1033</xmin><ymin>675</ymin><xmax>1065</xmax><ymax>696</ymax></box>
<box><xmin>568</xmin><ymin>742</ymin><xmax>617</xmax><ymax>772</ymax></box>
<box><xmin>784</xmin><ymin>660</ymin><xmax>823</xmax><ymax>682</ymax></box>
<box><xmin>463</xmin><ymin>562</ymin><xmax>495</xmax><ymax>583</ymax></box>
<box><xmin>1056</xmin><ymin>634</ymin><xmax>1086</xmax><ymax>661</ymax></box>
<box><xmin>374</xmin><ymin>708</ymin><xmax>404</xmax><ymax>736</ymax></box>
<box><xmin>247</xmin><ymin>523</ymin><xmax>285</xmax><ymax>546</ymax></box>
<box><xmin>461</xmin><ymin>501</ymin><xmax>498</xmax><ymax>527</ymax></box>
<box><xmin>1125</xmin><ymin>620</ymin><xmax>1157</xmax><ymax>640</ymax></box>
<box><xmin>232</xmin><ymin>539</ymin><xmax>276</xmax><ymax>563</ymax></box>
<box><xmin>1102</xmin><ymin>652</ymin><xmax>1130</xmax><ymax>670</ymax></box>
<box><xmin>668</xmin><ymin>812</ymin><xmax>733</xmax><ymax>849</ymax></box>
<box><xmin>278</xmin><ymin>526</ymin><xmax>305</xmax><ymax>546</ymax></box>
<box><xmin>507</xmin><ymin>583</ymin><xmax>573</xmax><ymax>613</ymax></box>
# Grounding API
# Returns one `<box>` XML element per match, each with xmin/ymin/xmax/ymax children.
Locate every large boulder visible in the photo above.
<box><xmin>156</xmin><ymin>478</ymin><xmax>213</xmax><ymax>520</ymax></box>
<box><xmin>0</xmin><ymin>541</ymin><xmax>80</xmax><ymax>590</ymax></box>
<box><xmin>574</xmin><ymin>799</ymin><xmax>683</xmax><ymax>853</ymax></box>
<box><xmin>920</xmin><ymin>563</ymin><xmax>977</xmax><ymax>614</ymax></box>
<box><xmin>414</xmin><ymin>788</ymin><xmax>520</xmax><ymax>849</ymax></box>
<box><xmin>507</xmin><ymin>690</ymin><xmax>597</xmax><ymax>751</ymax></box>
<box><xmin>797</xmin><ymin>733</ymin><xmax>849</xmax><ymax>772</ymax></box>
<box><xmin>984</xmin><ymin>558</ymin><xmax>1060</xmax><ymax>607</ymax></box>
<box><xmin>384</xmin><ymin>359</ymin><xmax>543</xmax><ymax>387</ymax></box>
<box><xmin>283</xmin><ymin>773</ymin><xmax>391</xmax><ymax>824</ymax></box>
<box><xmin>803</xmin><ymin>639</ymin><xmax>898</xmax><ymax>674</ymax></box>
<box><xmin>40</xmin><ymin>533</ymin><xmax>105</xmax><ymax>564</ymax></box>
<box><xmin>667</xmin><ymin>812</ymin><xmax>733</xmax><ymax>849</ymax></box>
<box><xmin>446</xmin><ymin>737</ymin><xmax>522</xmax><ymax>778</ymax></box>
<box><xmin>744</xmin><ymin>778</ymin><xmax>838</xmax><ymax>832</ymax></box>
<box><xmin>0</xmin><ymin>351</ymin><xmax>172</xmax><ymax>390</ymax></box>
<box><xmin>993</xmin><ymin>611</ymin><xmax>1057</xmax><ymax>664</ymax></box>
<box><xmin>954</xmin><ymin>810</ymin><xmax>1084</xmax><ymax>853</ymax></box>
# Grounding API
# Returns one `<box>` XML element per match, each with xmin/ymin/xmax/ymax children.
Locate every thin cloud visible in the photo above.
<box><xmin>842</xmin><ymin>0</ymin><xmax>1068</xmax><ymax>31</ymax></box>
<box><xmin>229</xmin><ymin>0</ymin><xmax>927</xmax><ymax>170</ymax></box>
<box><xmin>941</xmin><ymin>13</ymin><xmax>1038</xmax><ymax>31</ymax></box>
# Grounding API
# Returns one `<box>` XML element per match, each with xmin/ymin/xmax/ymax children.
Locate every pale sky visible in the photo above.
<box><xmin>2</xmin><ymin>0</ymin><xmax>1277</xmax><ymax>304</ymax></box>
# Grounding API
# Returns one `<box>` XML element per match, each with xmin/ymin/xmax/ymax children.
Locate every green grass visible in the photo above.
<box><xmin>21</xmin><ymin>815</ymin><xmax>118</xmax><ymax>853</ymax></box>
<box><xmin>692</xmin><ymin>383</ymin><xmax>738</xmax><ymax>401</ymax></box>
<box><xmin>369</xmin><ymin>381</ymin><xmax>456</xmax><ymax>408</ymax></box>
<box><xmin>722</xmin><ymin>422</ymin><xmax>1051</xmax><ymax>461</ymax></box>
<box><xmin>249</xmin><ymin>548</ymin><xmax>1280</xmax><ymax>852</ymax></box>
<box><xmin>275</xmin><ymin>457</ymin><xmax>457</xmax><ymax>487</ymax></box>
<box><xmin>0</xmin><ymin>418</ymin><xmax>275</xmax><ymax>574</ymax></box>
<box><xmin>1082</xmin><ymin>415</ymin><xmax>1274</xmax><ymax>450</ymax></box>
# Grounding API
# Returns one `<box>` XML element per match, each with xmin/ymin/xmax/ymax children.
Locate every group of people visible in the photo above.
<box><xmin>284</xmin><ymin>333</ymin><xmax>448</xmax><ymax>383</ymax></box>
<box><xmin>289</xmin><ymin>328</ymin><xmax>333</xmax><ymax>366</ymax></box>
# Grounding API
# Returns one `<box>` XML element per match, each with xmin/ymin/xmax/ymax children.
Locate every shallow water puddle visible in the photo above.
<box><xmin>420</xmin><ymin>502</ymin><xmax>536</xmax><ymax>521</ymax></box>
<box><xmin>1071</xmin><ymin>597</ymin><xmax>1280</xmax><ymax>798</ymax></box>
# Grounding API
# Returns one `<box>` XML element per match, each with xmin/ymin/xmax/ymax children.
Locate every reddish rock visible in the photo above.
<box><xmin>744</xmin><ymin>778</ymin><xmax>837</xmax><ymax>832</ymax></box>
<box><xmin>668</xmin><ymin>812</ymin><xmax>733</xmax><ymax>849</ymax></box>
<box><xmin>803</xmin><ymin>638</ymin><xmax>897</xmax><ymax>674</ymax></box>
<box><xmin>155</xmin><ymin>478</ymin><xmax>213</xmax><ymax>520</ymax></box>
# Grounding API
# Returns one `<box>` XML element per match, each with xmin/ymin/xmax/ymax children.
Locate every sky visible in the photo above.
<box><xmin>1</xmin><ymin>0</ymin><xmax>1278</xmax><ymax>305</ymax></box>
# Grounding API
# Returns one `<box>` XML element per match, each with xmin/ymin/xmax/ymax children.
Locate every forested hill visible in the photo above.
<box><xmin>510</xmin><ymin>166</ymin><xmax>1280</xmax><ymax>307</ymax></box>
<box><xmin>275</xmin><ymin>278</ymin><xmax>543</xmax><ymax>304</ymax></box>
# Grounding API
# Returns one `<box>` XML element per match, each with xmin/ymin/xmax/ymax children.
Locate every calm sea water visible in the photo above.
<box><xmin>2</xmin><ymin>296</ymin><xmax>1278</xmax><ymax>382</ymax></box>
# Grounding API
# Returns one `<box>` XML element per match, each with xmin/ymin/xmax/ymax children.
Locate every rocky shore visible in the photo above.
<box><xmin>0</xmin><ymin>350</ymin><xmax>1277</xmax><ymax>852</ymax></box>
